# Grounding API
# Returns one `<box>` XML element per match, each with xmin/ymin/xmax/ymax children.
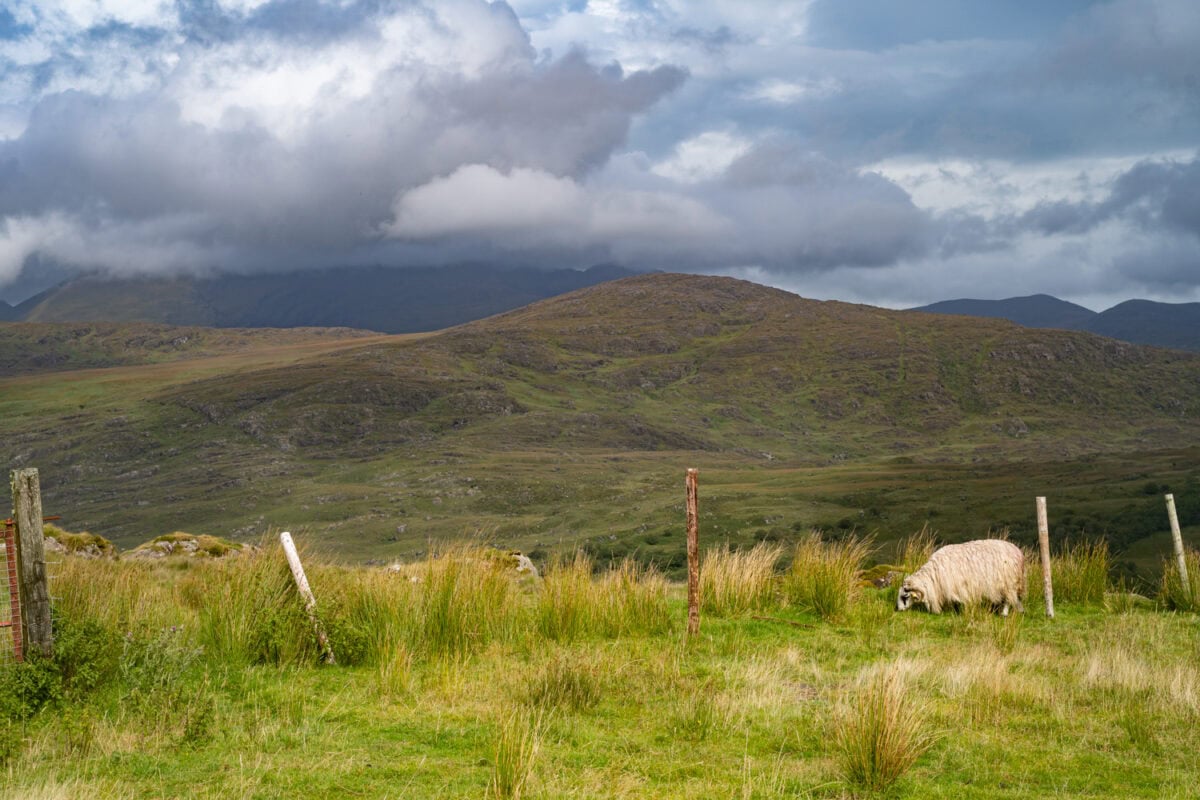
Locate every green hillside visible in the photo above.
<box><xmin>2</xmin><ymin>274</ymin><xmax>1198</xmax><ymax>576</ymax></box>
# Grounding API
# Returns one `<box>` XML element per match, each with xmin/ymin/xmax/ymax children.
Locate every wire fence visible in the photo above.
<box><xmin>1</xmin><ymin>522</ymin><xmax>22</xmax><ymax>665</ymax></box>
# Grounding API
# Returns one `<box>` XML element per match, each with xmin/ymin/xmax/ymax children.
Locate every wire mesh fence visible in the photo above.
<box><xmin>1</xmin><ymin>522</ymin><xmax>22</xmax><ymax>665</ymax></box>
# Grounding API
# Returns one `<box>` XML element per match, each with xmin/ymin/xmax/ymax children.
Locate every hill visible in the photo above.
<box><xmin>913</xmin><ymin>294</ymin><xmax>1097</xmax><ymax>329</ymax></box>
<box><xmin>0</xmin><ymin>300</ymin><xmax>14</xmax><ymax>321</ymax></box>
<box><xmin>1087</xmin><ymin>299</ymin><xmax>1200</xmax><ymax>351</ymax></box>
<box><xmin>13</xmin><ymin>263</ymin><xmax>636</xmax><ymax>333</ymax></box>
<box><xmin>2</xmin><ymin>273</ymin><xmax>1198</xmax><ymax>568</ymax></box>
<box><xmin>0</xmin><ymin>321</ymin><xmax>380</xmax><ymax>378</ymax></box>
<box><xmin>911</xmin><ymin>294</ymin><xmax>1200</xmax><ymax>351</ymax></box>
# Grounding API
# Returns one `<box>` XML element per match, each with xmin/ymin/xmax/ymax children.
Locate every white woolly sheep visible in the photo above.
<box><xmin>896</xmin><ymin>539</ymin><xmax>1026</xmax><ymax>615</ymax></box>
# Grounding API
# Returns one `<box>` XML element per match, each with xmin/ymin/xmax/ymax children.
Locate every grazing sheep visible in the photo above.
<box><xmin>896</xmin><ymin>539</ymin><xmax>1026</xmax><ymax>615</ymax></box>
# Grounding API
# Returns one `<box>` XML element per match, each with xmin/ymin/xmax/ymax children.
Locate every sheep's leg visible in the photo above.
<box><xmin>1000</xmin><ymin>602</ymin><xmax>1010</xmax><ymax>617</ymax></box>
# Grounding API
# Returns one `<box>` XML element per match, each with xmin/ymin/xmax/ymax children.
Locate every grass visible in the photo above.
<box><xmin>833</xmin><ymin>661</ymin><xmax>939</xmax><ymax>794</ymax></box>
<box><xmin>1159</xmin><ymin>547</ymin><xmax>1200</xmax><ymax>612</ymax></box>
<box><xmin>784</xmin><ymin>532</ymin><xmax>873</xmax><ymax>621</ymax></box>
<box><xmin>3</xmin><ymin>275</ymin><xmax>1200</xmax><ymax>575</ymax></box>
<box><xmin>5</xmin><ymin>547</ymin><xmax>1200</xmax><ymax>798</ymax></box>
<box><xmin>700</xmin><ymin>542</ymin><xmax>783</xmax><ymax>617</ymax></box>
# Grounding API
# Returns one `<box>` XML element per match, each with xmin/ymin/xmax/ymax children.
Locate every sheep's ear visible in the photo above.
<box><xmin>909</xmin><ymin>587</ymin><xmax>924</xmax><ymax>601</ymax></box>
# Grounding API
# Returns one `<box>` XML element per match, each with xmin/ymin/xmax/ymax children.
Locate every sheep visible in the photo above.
<box><xmin>895</xmin><ymin>539</ymin><xmax>1026</xmax><ymax>615</ymax></box>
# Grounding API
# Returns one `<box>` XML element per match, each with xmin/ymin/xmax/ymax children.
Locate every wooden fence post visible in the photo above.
<box><xmin>1036</xmin><ymin>496</ymin><xmax>1054</xmax><ymax>619</ymax></box>
<box><xmin>11</xmin><ymin>468</ymin><xmax>53</xmax><ymax>657</ymax></box>
<box><xmin>686</xmin><ymin>468</ymin><xmax>700</xmax><ymax>638</ymax></box>
<box><xmin>1166</xmin><ymin>493</ymin><xmax>1190</xmax><ymax>599</ymax></box>
<box><xmin>279</xmin><ymin>531</ymin><xmax>336</xmax><ymax>665</ymax></box>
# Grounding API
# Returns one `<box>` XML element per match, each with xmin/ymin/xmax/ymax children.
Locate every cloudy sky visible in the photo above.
<box><xmin>1</xmin><ymin>0</ymin><xmax>1197</xmax><ymax>309</ymax></box>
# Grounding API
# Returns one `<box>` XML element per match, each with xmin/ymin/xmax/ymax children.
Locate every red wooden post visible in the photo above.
<box><xmin>686</xmin><ymin>469</ymin><xmax>700</xmax><ymax>637</ymax></box>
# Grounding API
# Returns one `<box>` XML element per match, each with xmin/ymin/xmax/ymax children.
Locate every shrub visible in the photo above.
<box><xmin>0</xmin><ymin>654</ymin><xmax>62</xmax><ymax>722</ymax></box>
<box><xmin>833</xmin><ymin>664</ymin><xmax>938</xmax><ymax>794</ymax></box>
<box><xmin>700</xmin><ymin>542</ymin><xmax>782</xmax><ymax>617</ymax></box>
<box><xmin>785</xmin><ymin>532</ymin><xmax>872</xmax><ymax>621</ymax></box>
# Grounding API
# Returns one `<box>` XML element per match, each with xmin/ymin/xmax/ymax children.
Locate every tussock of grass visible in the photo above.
<box><xmin>1159</xmin><ymin>547</ymin><xmax>1200</xmax><ymax>612</ymax></box>
<box><xmin>525</xmin><ymin>651</ymin><xmax>602</xmax><ymax>713</ymax></box>
<box><xmin>489</xmin><ymin>708</ymin><xmax>543</xmax><ymax>800</ymax></box>
<box><xmin>700</xmin><ymin>542</ymin><xmax>782</xmax><ymax>617</ymax></box>
<box><xmin>785</xmin><ymin>532</ymin><xmax>872</xmax><ymax>621</ymax></box>
<box><xmin>537</xmin><ymin>552</ymin><xmax>670</xmax><ymax>641</ymax></box>
<box><xmin>833</xmin><ymin>661</ymin><xmax>939</xmax><ymax>794</ymax></box>
<box><xmin>898</xmin><ymin>523</ymin><xmax>937</xmax><ymax>573</ymax></box>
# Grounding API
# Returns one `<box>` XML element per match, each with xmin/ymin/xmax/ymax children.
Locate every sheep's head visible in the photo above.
<box><xmin>896</xmin><ymin>580</ymin><xmax>923</xmax><ymax>611</ymax></box>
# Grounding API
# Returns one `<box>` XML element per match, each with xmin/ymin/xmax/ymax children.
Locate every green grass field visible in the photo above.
<box><xmin>3</xmin><ymin>542</ymin><xmax>1199</xmax><ymax>799</ymax></box>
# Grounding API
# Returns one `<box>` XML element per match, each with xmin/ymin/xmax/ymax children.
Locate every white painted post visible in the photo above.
<box><xmin>1036</xmin><ymin>496</ymin><xmax>1054</xmax><ymax>619</ymax></box>
<box><xmin>279</xmin><ymin>531</ymin><xmax>335</xmax><ymax>665</ymax></box>
<box><xmin>1166</xmin><ymin>494</ymin><xmax>1190</xmax><ymax>600</ymax></box>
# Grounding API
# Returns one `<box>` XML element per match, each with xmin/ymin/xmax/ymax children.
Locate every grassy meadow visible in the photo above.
<box><xmin>3</xmin><ymin>536</ymin><xmax>1200</xmax><ymax>799</ymax></box>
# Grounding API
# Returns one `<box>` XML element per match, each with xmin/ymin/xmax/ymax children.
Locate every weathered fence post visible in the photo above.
<box><xmin>1165</xmin><ymin>493</ymin><xmax>1190</xmax><ymax>599</ymax></box>
<box><xmin>279</xmin><ymin>531</ymin><xmax>335</xmax><ymax>665</ymax></box>
<box><xmin>686</xmin><ymin>468</ymin><xmax>700</xmax><ymax>638</ymax></box>
<box><xmin>11</xmin><ymin>468</ymin><xmax>53</xmax><ymax>657</ymax></box>
<box><xmin>1036</xmin><ymin>496</ymin><xmax>1054</xmax><ymax>619</ymax></box>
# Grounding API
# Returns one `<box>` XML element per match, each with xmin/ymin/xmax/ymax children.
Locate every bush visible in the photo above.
<box><xmin>0</xmin><ymin>655</ymin><xmax>62</xmax><ymax>722</ymax></box>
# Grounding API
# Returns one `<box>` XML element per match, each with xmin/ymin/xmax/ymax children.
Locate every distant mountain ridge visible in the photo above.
<box><xmin>8</xmin><ymin>263</ymin><xmax>637</xmax><ymax>334</ymax></box>
<box><xmin>910</xmin><ymin>294</ymin><xmax>1200</xmax><ymax>351</ymax></box>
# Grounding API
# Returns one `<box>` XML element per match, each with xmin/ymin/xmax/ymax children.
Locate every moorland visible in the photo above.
<box><xmin>3</xmin><ymin>272</ymin><xmax>1200</xmax><ymax>798</ymax></box>
<box><xmin>1</xmin><ymin>273</ymin><xmax>1197</xmax><ymax>576</ymax></box>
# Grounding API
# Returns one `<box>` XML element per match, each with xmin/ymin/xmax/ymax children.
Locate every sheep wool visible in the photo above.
<box><xmin>896</xmin><ymin>539</ymin><xmax>1026</xmax><ymax>615</ymax></box>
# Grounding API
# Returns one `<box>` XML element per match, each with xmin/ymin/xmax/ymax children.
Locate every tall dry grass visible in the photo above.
<box><xmin>1026</xmin><ymin>540</ymin><xmax>1110</xmax><ymax>608</ymax></box>
<box><xmin>488</xmin><ymin>708</ymin><xmax>543</xmax><ymax>800</ymax></box>
<box><xmin>699</xmin><ymin>542</ymin><xmax>783</xmax><ymax>617</ymax></box>
<box><xmin>537</xmin><ymin>552</ymin><xmax>670</xmax><ymax>640</ymax></box>
<box><xmin>833</xmin><ymin>662</ymin><xmax>939</xmax><ymax>794</ymax></box>
<box><xmin>897</xmin><ymin>524</ymin><xmax>938</xmax><ymax>573</ymax></box>
<box><xmin>1159</xmin><ymin>547</ymin><xmax>1200</xmax><ymax>612</ymax></box>
<box><xmin>784</xmin><ymin>532</ymin><xmax>872</xmax><ymax>621</ymax></box>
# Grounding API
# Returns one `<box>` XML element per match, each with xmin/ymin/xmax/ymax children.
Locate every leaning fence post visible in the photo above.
<box><xmin>1035</xmin><ymin>496</ymin><xmax>1054</xmax><ymax>619</ymax></box>
<box><xmin>1166</xmin><ymin>494</ymin><xmax>1190</xmax><ymax>600</ymax></box>
<box><xmin>11</xmin><ymin>468</ymin><xmax>53</xmax><ymax>657</ymax></box>
<box><xmin>686</xmin><ymin>468</ymin><xmax>700</xmax><ymax>638</ymax></box>
<box><xmin>279</xmin><ymin>531</ymin><xmax>335</xmax><ymax>665</ymax></box>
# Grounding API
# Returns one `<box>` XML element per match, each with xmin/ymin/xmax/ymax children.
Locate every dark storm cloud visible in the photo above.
<box><xmin>0</xmin><ymin>4</ymin><xmax>687</xmax><ymax>283</ymax></box>
<box><xmin>1017</xmin><ymin>156</ymin><xmax>1200</xmax><ymax>238</ymax></box>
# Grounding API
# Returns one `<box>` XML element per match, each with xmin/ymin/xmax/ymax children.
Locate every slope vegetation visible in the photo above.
<box><xmin>2</xmin><ymin>274</ymin><xmax>1198</xmax><ymax>567</ymax></box>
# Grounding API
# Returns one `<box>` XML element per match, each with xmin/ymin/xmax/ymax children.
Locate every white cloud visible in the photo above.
<box><xmin>651</xmin><ymin>131</ymin><xmax>752</xmax><ymax>183</ymax></box>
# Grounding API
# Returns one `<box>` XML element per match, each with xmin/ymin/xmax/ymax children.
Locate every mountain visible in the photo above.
<box><xmin>911</xmin><ymin>294</ymin><xmax>1200</xmax><ymax>351</ymax></box>
<box><xmin>14</xmin><ymin>263</ymin><xmax>637</xmax><ymax>333</ymax></box>
<box><xmin>0</xmin><ymin>300</ymin><xmax>14</xmax><ymax>321</ymax></box>
<box><xmin>1087</xmin><ymin>300</ymin><xmax>1200</xmax><ymax>352</ymax></box>
<box><xmin>913</xmin><ymin>294</ymin><xmax>1097</xmax><ymax>330</ymax></box>
<box><xmin>2</xmin><ymin>273</ymin><xmax>1198</xmax><ymax>564</ymax></box>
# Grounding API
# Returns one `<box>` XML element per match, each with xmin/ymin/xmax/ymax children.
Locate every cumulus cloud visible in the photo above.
<box><xmin>1</xmin><ymin>0</ymin><xmax>1199</xmax><ymax>307</ymax></box>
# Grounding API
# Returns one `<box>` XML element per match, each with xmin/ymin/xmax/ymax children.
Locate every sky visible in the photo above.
<box><xmin>0</xmin><ymin>0</ymin><xmax>1198</xmax><ymax>310</ymax></box>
